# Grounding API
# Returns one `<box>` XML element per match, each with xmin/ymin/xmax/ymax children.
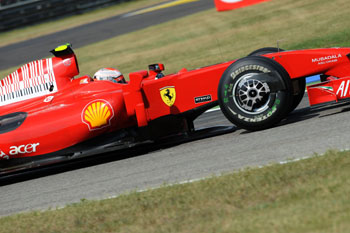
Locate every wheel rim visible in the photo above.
<box><xmin>233</xmin><ymin>73</ymin><xmax>272</xmax><ymax>115</ymax></box>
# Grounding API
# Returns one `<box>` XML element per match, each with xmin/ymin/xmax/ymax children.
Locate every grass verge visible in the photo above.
<box><xmin>1</xmin><ymin>150</ymin><xmax>350</xmax><ymax>233</ymax></box>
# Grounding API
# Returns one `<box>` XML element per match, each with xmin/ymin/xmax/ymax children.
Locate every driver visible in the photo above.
<box><xmin>93</xmin><ymin>68</ymin><xmax>126</xmax><ymax>83</ymax></box>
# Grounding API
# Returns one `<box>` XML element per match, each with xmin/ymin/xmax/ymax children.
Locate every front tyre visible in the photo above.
<box><xmin>218</xmin><ymin>56</ymin><xmax>293</xmax><ymax>131</ymax></box>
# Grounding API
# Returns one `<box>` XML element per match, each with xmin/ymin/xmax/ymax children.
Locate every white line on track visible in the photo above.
<box><xmin>30</xmin><ymin>150</ymin><xmax>343</xmax><ymax>216</ymax></box>
<box><xmin>106</xmin><ymin>150</ymin><xmax>340</xmax><ymax>200</ymax></box>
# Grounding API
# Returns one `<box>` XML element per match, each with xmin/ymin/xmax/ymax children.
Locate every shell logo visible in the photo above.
<box><xmin>82</xmin><ymin>100</ymin><xmax>114</xmax><ymax>131</ymax></box>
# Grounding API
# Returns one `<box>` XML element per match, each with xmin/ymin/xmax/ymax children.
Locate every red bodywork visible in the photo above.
<box><xmin>0</xmin><ymin>49</ymin><xmax>231</xmax><ymax>165</ymax></box>
<box><xmin>264</xmin><ymin>48</ymin><xmax>350</xmax><ymax>105</ymax></box>
<box><xmin>1</xmin><ymin>46</ymin><xmax>350</xmax><ymax>172</ymax></box>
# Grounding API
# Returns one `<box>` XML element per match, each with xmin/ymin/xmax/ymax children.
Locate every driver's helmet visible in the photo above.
<box><xmin>93</xmin><ymin>68</ymin><xmax>126</xmax><ymax>83</ymax></box>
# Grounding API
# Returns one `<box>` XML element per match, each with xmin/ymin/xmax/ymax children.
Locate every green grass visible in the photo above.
<box><xmin>1</xmin><ymin>150</ymin><xmax>350</xmax><ymax>233</ymax></box>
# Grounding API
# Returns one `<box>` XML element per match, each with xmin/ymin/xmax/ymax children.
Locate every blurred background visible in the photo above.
<box><xmin>0</xmin><ymin>0</ymin><xmax>134</xmax><ymax>31</ymax></box>
<box><xmin>1</xmin><ymin>0</ymin><xmax>349</xmax><ymax>81</ymax></box>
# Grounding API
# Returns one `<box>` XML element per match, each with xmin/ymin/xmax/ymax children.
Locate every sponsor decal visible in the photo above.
<box><xmin>0</xmin><ymin>150</ymin><xmax>9</xmax><ymax>160</ymax></box>
<box><xmin>336</xmin><ymin>80</ymin><xmax>350</xmax><ymax>98</ymax></box>
<box><xmin>160</xmin><ymin>86</ymin><xmax>176</xmax><ymax>107</ymax></box>
<box><xmin>195</xmin><ymin>95</ymin><xmax>212</xmax><ymax>104</ymax></box>
<box><xmin>312</xmin><ymin>54</ymin><xmax>342</xmax><ymax>65</ymax></box>
<box><xmin>0</xmin><ymin>58</ymin><xmax>58</xmax><ymax>106</ymax></box>
<box><xmin>63</xmin><ymin>58</ymin><xmax>72</xmax><ymax>67</ymax></box>
<box><xmin>230</xmin><ymin>65</ymin><xmax>270</xmax><ymax>79</ymax></box>
<box><xmin>82</xmin><ymin>99</ymin><xmax>114</xmax><ymax>131</ymax></box>
<box><xmin>214</xmin><ymin>0</ymin><xmax>270</xmax><ymax>12</ymax></box>
<box><xmin>316</xmin><ymin>86</ymin><xmax>334</xmax><ymax>92</ymax></box>
<box><xmin>80</xmin><ymin>78</ymin><xmax>89</xmax><ymax>84</ymax></box>
<box><xmin>9</xmin><ymin>143</ymin><xmax>40</xmax><ymax>155</ymax></box>
<box><xmin>227</xmin><ymin>99</ymin><xmax>280</xmax><ymax>122</ymax></box>
<box><xmin>43</xmin><ymin>96</ymin><xmax>54</xmax><ymax>103</ymax></box>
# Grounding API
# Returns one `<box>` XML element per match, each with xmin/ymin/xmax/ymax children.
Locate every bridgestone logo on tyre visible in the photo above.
<box><xmin>217</xmin><ymin>55</ymin><xmax>292</xmax><ymax>131</ymax></box>
<box><xmin>230</xmin><ymin>65</ymin><xmax>270</xmax><ymax>79</ymax></box>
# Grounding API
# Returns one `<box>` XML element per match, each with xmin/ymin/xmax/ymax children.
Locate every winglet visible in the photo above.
<box><xmin>50</xmin><ymin>43</ymin><xmax>74</xmax><ymax>57</ymax></box>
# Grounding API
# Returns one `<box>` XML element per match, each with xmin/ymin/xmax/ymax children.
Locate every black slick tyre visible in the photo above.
<box><xmin>248</xmin><ymin>47</ymin><xmax>284</xmax><ymax>56</ymax></box>
<box><xmin>218</xmin><ymin>56</ymin><xmax>293</xmax><ymax>131</ymax></box>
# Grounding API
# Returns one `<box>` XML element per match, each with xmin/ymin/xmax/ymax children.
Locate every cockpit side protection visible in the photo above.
<box><xmin>347</xmin><ymin>53</ymin><xmax>350</xmax><ymax>60</ymax></box>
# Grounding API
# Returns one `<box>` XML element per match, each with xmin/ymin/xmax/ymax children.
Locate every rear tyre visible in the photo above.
<box><xmin>218</xmin><ymin>56</ymin><xmax>293</xmax><ymax>131</ymax></box>
<box><xmin>248</xmin><ymin>47</ymin><xmax>284</xmax><ymax>56</ymax></box>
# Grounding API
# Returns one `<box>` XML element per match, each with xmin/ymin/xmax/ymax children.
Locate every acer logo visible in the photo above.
<box><xmin>9</xmin><ymin>143</ymin><xmax>40</xmax><ymax>155</ymax></box>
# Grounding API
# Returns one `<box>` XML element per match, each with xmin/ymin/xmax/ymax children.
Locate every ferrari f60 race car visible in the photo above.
<box><xmin>1</xmin><ymin>44</ymin><xmax>350</xmax><ymax>175</ymax></box>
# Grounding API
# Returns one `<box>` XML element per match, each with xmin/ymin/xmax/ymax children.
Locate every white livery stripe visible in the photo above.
<box><xmin>39</xmin><ymin>60</ymin><xmax>44</xmax><ymax>76</ymax></box>
<box><xmin>0</xmin><ymin>58</ymin><xmax>58</xmax><ymax>106</ymax></box>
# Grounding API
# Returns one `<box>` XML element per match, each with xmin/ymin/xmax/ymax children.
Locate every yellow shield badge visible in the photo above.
<box><xmin>82</xmin><ymin>99</ymin><xmax>114</xmax><ymax>131</ymax></box>
<box><xmin>160</xmin><ymin>86</ymin><xmax>176</xmax><ymax>107</ymax></box>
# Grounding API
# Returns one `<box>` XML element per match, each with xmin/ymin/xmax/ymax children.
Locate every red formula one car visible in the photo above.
<box><xmin>1</xmin><ymin>44</ymin><xmax>350</xmax><ymax>174</ymax></box>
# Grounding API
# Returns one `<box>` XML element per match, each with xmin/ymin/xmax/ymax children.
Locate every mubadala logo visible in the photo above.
<box><xmin>9</xmin><ymin>143</ymin><xmax>40</xmax><ymax>155</ymax></box>
<box><xmin>0</xmin><ymin>150</ymin><xmax>9</xmax><ymax>160</ymax></box>
<box><xmin>312</xmin><ymin>54</ymin><xmax>342</xmax><ymax>63</ymax></box>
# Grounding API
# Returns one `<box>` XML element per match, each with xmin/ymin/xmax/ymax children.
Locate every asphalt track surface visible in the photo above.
<box><xmin>0</xmin><ymin>0</ymin><xmax>214</xmax><ymax>71</ymax></box>
<box><xmin>2</xmin><ymin>95</ymin><xmax>350</xmax><ymax>216</ymax></box>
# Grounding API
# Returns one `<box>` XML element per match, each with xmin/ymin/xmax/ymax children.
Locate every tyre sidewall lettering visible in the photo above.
<box><xmin>226</xmin><ymin>95</ymin><xmax>281</xmax><ymax>123</ymax></box>
<box><xmin>223</xmin><ymin>64</ymin><xmax>282</xmax><ymax>123</ymax></box>
<box><xmin>230</xmin><ymin>64</ymin><xmax>270</xmax><ymax>80</ymax></box>
<box><xmin>218</xmin><ymin>56</ymin><xmax>292</xmax><ymax>130</ymax></box>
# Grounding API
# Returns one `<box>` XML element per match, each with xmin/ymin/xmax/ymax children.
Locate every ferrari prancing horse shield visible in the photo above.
<box><xmin>160</xmin><ymin>86</ymin><xmax>176</xmax><ymax>107</ymax></box>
